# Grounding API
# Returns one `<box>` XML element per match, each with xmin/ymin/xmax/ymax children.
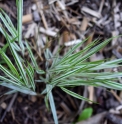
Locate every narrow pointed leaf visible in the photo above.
<box><xmin>47</xmin><ymin>85</ymin><xmax>58</xmax><ymax>124</ymax></box>
<box><xmin>61</xmin><ymin>87</ymin><xmax>94</xmax><ymax>103</ymax></box>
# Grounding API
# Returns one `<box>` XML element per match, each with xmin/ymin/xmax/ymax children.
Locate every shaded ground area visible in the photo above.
<box><xmin>1</xmin><ymin>0</ymin><xmax>122</xmax><ymax>124</ymax></box>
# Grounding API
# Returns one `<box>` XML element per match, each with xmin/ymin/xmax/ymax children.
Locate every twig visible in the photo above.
<box><xmin>64</xmin><ymin>39</ymin><xmax>82</xmax><ymax>46</ymax></box>
<box><xmin>0</xmin><ymin>93</ymin><xmax>17</xmax><ymax>122</ymax></box>
<box><xmin>34</xmin><ymin>0</ymin><xmax>48</xmax><ymax>29</ymax></box>
<box><xmin>111</xmin><ymin>90</ymin><xmax>122</xmax><ymax>104</ymax></box>
<box><xmin>39</xmin><ymin>27</ymin><xmax>57</xmax><ymax>37</ymax></box>
<box><xmin>60</xmin><ymin>102</ymin><xmax>72</xmax><ymax>115</ymax></box>
<box><xmin>80</xmin><ymin>17</ymin><xmax>89</xmax><ymax>31</ymax></box>
<box><xmin>88</xmin><ymin>86</ymin><xmax>94</xmax><ymax>104</ymax></box>
<box><xmin>22</xmin><ymin>14</ymin><xmax>33</xmax><ymax>24</ymax></box>
<box><xmin>77</xmin><ymin>86</ymin><xmax>87</xmax><ymax>115</ymax></box>
<box><xmin>99</xmin><ymin>0</ymin><xmax>105</xmax><ymax>14</ymax></box>
<box><xmin>81</xmin><ymin>6</ymin><xmax>101</xmax><ymax>18</ymax></box>
<box><xmin>0</xmin><ymin>3</ymin><xmax>16</xmax><ymax>19</ymax></box>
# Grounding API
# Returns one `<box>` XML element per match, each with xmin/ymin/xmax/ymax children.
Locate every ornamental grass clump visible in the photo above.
<box><xmin>1</xmin><ymin>1</ymin><xmax>122</xmax><ymax>124</ymax></box>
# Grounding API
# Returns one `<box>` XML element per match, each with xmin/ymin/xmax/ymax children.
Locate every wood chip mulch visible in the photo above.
<box><xmin>1</xmin><ymin>0</ymin><xmax>122</xmax><ymax>124</ymax></box>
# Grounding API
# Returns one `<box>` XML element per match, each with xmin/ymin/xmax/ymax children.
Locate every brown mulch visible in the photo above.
<box><xmin>1</xmin><ymin>0</ymin><xmax>122</xmax><ymax>124</ymax></box>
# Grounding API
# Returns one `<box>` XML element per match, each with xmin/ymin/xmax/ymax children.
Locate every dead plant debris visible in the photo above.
<box><xmin>1</xmin><ymin>0</ymin><xmax>122</xmax><ymax>124</ymax></box>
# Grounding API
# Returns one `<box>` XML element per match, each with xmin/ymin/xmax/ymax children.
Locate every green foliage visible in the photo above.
<box><xmin>77</xmin><ymin>107</ymin><xmax>93</xmax><ymax>122</ymax></box>
<box><xmin>61</xmin><ymin>87</ymin><xmax>94</xmax><ymax>103</ymax></box>
<box><xmin>46</xmin><ymin>85</ymin><xmax>58</xmax><ymax>124</ymax></box>
<box><xmin>16</xmin><ymin>0</ymin><xmax>25</xmax><ymax>53</ymax></box>
<box><xmin>1</xmin><ymin>3</ymin><xmax>122</xmax><ymax>124</ymax></box>
<box><xmin>47</xmin><ymin>37</ymin><xmax>122</xmax><ymax>92</ymax></box>
<box><xmin>0</xmin><ymin>5</ymin><xmax>44</xmax><ymax>95</ymax></box>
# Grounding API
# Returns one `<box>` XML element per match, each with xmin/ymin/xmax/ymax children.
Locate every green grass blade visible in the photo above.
<box><xmin>72</xmin><ymin>38</ymin><xmax>113</xmax><ymax>65</ymax></box>
<box><xmin>0</xmin><ymin>9</ymin><xmax>17</xmax><ymax>34</ymax></box>
<box><xmin>101</xmin><ymin>80</ymin><xmax>122</xmax><ymax>90</ymax></box>
<box><xmin>61</xmin><ymin>87</ymin><xmax>94</xmax><ymax>103</ymax></box>
<box><xmin>51</xmin><ymin>67</ymin><xmax>85</xmax><ymax>85</ymax></box>
<box><xmin>25</xmin><ymin>42</ymin><xmax>45</xmax><ymax>74</ymax></box>
<box><xmin>16</xmin><ymin>0</ymin><xmax>25</xmax><ymax>52</ymax></box>
<box><xmin>25</xmin><ymin>42</ymin><xmax>38</xmax><ymax>67</ymax></box>
<box><xmin>0</xmin><ymin>76</ymin><xmax>22</xmax><ymax>87</ymax></box>
<box><xmin>26</xmin><ymin>63</ymin><xmax>35</xmax><ymax>91</ymax></box>
<box><xmin>0</xmin><ymin>65</ymin><xmax>23</xmax><ymax>84</ymax></box>
<box><xmin>9</xmin><ymin>47</ymin><xmax>28</xmax><ymax>86</ymax></box>
<box><xmin>47</xmin><ymin>85</ymin><xmax>58</xmax><ymax>124</ymax></box>
<box><xmin>0</xmin><ymin>12</ymin><xmax>17</xmax><ymax>37</ymax></box>
<box><xmin>4</xmin><ymin>90</ymin><xmax>17</xmax><ymax>95</ymax></box>
<box><xmin>60</xmin><ymin>39</ymin><xmax>98</xmax><ymax>65</ymax></box>
<box><xmin>59</xmin><ymin>38</ymin><xmax>88</xmax><ymax>65</ymax></box>
<box><xmin>0</xmin><ymin>82</ymin><xmax>36</xmax><ymax>95</ymax></box>
<box><xmin>57</xmin><ymin>79</ymin><xmax>99</xmax><ymax>87</ymax></box>
<box><xmin>0</xmin><ymin>51</ymin><xmax>20</xmax><ymax>77</ymax></box>
<box><xmin>3</xmin><ymin>33</ymin><xmax>29</xmax><ymax>86</ymax></box>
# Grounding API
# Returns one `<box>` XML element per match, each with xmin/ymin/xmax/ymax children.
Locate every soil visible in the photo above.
<box><xmin>1</xmin><ymin>0</ymin><xmax>122</xmax><ymax>124</ymax></box>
